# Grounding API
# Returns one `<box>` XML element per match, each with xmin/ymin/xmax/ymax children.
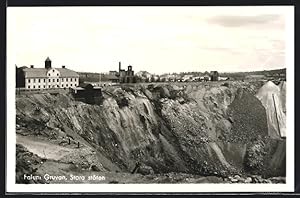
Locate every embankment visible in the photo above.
<box><xmin>16</xmin><ymin>81</ymin><xmax>286</xmax><ymax>183</ymax></box>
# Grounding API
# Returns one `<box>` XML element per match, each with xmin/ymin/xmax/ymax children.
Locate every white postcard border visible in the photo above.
<box><xmin>6</xmin><ymin>6</ymin><xmax>295</xmax><ymax>193</ymax></box>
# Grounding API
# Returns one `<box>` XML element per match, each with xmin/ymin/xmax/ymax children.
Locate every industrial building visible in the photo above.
<box><xmin>117</xmin><ymin>62</ymin><xmax>135</xmax><ymax>83</ymax></box>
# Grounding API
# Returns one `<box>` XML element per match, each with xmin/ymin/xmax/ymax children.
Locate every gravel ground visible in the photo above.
<box><xmin>227</xmin><ymin>88</ymin><xmax>268</xmax><ymax>143</ymax></box>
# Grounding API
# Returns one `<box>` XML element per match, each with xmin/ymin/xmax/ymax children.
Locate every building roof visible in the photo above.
<box><xmin>23</xmin><ymin>68</ymin><xmax>48</xmax><ymax>78</ymax></box>
<box><xmin>203</xmin><ymin>71</ymin><xmax>210</xmax><ymax>75</ymax></box>
<box><xmin>71</xmin><ymin>87</ymin><xmax>85</xmax><ymax>91</ymax></box>
<box><xmin>105</xmin><ymin>74</ymin><xmax>119</xmax><ymax>80</ymax></box>
<box><xmin>23</xmin><ymin>67</ymin><xmax>79</xmax><ymax>78</ymax></box>
<box><xmin>79</xmin><ymin>82</ymin><xmax>94</xmax><ymax>88</ymax></box>
<box><xmin>57</xmin><ymin>68</ymin><xmax>79</xmax><ymax>77</ymax></box>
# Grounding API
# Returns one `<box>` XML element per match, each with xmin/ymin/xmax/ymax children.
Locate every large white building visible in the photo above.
<box><xmin>18</xmin><ymin>57</ymin><xmax>79</xmax><ymax>89</ymax></box>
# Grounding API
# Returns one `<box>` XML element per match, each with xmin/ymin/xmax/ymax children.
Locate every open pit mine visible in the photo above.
<box><xmin>15</xmin><ymin>80</ymin><xmax>286</xmax><ymax>184</ymax></box>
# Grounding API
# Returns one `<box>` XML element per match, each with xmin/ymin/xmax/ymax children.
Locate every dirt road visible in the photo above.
<box><xmin>16</xmin><ymin>135</ymin><xmax>74</xmax><ymax>160</ymax></box>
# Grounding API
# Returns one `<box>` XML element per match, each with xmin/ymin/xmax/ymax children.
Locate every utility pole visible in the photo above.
<box><xmin>99</xmin><ymin>73</ymin><xmax>102</xmax><ymax>86</ymax></box>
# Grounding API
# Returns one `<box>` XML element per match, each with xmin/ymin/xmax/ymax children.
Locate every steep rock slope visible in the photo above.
<box><xmin>256</xmin><ymin>81</ymin><xmax>286</xmax><ymax>138</ymax></box>
<box><xmin>16</xmin><ymin>81</ymin><xmax>286</xmax><ymax>182</ymax></box>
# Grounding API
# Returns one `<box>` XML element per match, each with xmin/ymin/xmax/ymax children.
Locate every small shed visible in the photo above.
<box><xmin>71</xmin><ymin>83</ymin><xmax>102</xmax><ymax>104</ymax></box>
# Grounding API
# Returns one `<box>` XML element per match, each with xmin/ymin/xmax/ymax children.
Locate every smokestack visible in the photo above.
<box><xmin>30</xmin><ymin>65</ymin><xmax>34</xmax><ymax>68</ymax></box>
<box><xmin>62</xmin><ymin>65</ymin><xmax>65</xmax><ymax>68</ymax></box>
<box><xmin>119</xmin><ymin>61</ymin><xmax>121</xmax><ymax>72</ymax></box>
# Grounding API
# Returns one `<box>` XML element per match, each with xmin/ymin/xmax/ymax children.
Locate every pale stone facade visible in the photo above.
<box><xmin>22</xmin><ymin>57</ymin><xmax>79</xmax><ymax>89</ymax></box>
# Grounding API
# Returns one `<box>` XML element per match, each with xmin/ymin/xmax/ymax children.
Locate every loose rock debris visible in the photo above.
<box><xmin>15</xmin><ymin>81</ymin><xmax>286</xmax><ymax>183</ymax></box>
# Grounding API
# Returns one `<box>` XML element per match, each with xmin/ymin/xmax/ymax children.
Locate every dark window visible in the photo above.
<box><xmin>49</xmin><ymin>79</ymin><xmax>51</xmax><ymax>82</ymax></box>
<box><xmin>66</xmin><ymin>78</ymin><xmax>68</xmax><ymax>82</ymax></box>
<box><xmin>62</xmin><ymin>78</ymin><xmax>64</xmax><ymax>82</ymax></box>
<box><xmin>38</xmin><ymin>85</ymin><xmax>40</xmax><ymax>88</ymax></box>
<box><xmin>57</xmin><ymin>85</ymin><xmax>59</xmax><ymax>88</ymax></box>
<box><xmin>71</xmin><ymin>84</ymin><xmax>72</xmax><ymax>87</ymax></box>
<box><xmin>57</xmin><ymin>73</ymin><xmax>59</xmax><ymax>76</ymax></box>
<box><xmin>53</xmin><ymin>79</ymin><xmax>55</xmax><ymax>82</ymax></box>
<box><xmin>48</xmin><ymin>86</ymin><xmax>50</xmax><ymax>88</ymax></box>
<box><xmin>28</xmin><ymin>86</ymin><xmax>30</xmax><ymax>88</ymax></box>
<box><xmin>28</xmin><ymin>79</ymin><xmax>30</xmax><ymax>83</ymax></box>
<box><xmin>57</xmin><ymin>79</ymin><xmax>59</xmax><ymax>82</ymax></box>
<box><xmin>53</xmin><ymin>69</ymin><xmax>54</xmax><ymax>72</ymax></box>
<box><xmin>33</xmin><ymin>85</ymin><xmax>35</xmax><ymax>88</ymax></box>
<box><xmin>44</xmin><ymin>79</ymin><xmax>46</xmax><ymax>82</ymax></box>
<box><xmin>44</xmin><ymin>85</ymin><xmax>45</xmax><ymax>88</ymax></box>
<box><xmin>66</xmin><ymin>84</ymin><xmax>68</xmax><ymax>87</ymax></box>
<box><xmin>33</xmin><ymin>79</ymin><xmax>36</xmax><ymax>83</ymax></box>
<box><xmin>48</xmin><ymin>73</ymin><xmax>50</xmax><ymax>76</ymax></box>
<box><xmin>38</xmin><ymin>79</ymin><xmax>40</xmax><ymax>83</ymax></box>
<box><xmin>71</xmin><ymin>78</ymin><xmax>72</xmax><ymax>82</ymax></box>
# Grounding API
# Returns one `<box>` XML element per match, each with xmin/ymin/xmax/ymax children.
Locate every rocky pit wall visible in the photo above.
<box><xmin>16</xmin><ymin>81</ymin><xmax>286</xmax><ymax>182</ymax></box>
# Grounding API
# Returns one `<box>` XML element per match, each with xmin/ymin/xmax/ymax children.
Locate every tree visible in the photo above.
<box><xmin>133</xmin><ymin>76</ymin><xmax>137</xmax><ymax>83</ymax></box>
<box><xmin>150</xmin><ymin>75</ymin><xmax>155</xmax><ymax>83</ymax></box>
<box><xmin>156</xmin><ymin>77</ymin><xmax>161</xmax><ymax>82</ymax></box>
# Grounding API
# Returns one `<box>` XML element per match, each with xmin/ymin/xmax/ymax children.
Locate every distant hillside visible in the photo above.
<box><xmin>220</xmin><ymin>68</ymin><xmax>286</xmax><ymax>79</ymax></box>
<box><xmin>78</xmin><ymin>68</ymin><xmax>286</xmax><ymax>81</ymax></box>
<box><xmin>78</xmin><ymin>72</ymin><xmax>101</xmax><ymax>83</ymax></box>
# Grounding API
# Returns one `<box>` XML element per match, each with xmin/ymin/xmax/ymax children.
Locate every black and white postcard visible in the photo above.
<box><xmin>6</xmin><ymin>6</ymin><xmax>294</xmax><ymax>193</ymax></box>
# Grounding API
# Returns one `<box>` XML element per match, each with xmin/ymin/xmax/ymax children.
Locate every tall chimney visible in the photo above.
<box><xmin>119</xmin><ymin>61</ymin><xmax>121</xmax><ymax>72</ymax></box>
<box><xmin>30</xmin><ymin>65</ymin><xmax>34</xmax><ymax>68</ymax></box>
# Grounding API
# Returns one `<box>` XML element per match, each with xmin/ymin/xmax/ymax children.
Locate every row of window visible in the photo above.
<box><xmin>27</xmin><ymin>78</ymin><xmax>78</xmax><ymax>83</ymax></box>
<box><xmin>27</xmin><ymin>84</ymin><xmax>76</xmax><ymax>89</ymax></box>
<box><xmin>48</xmin><ymin>73</ymin><xmax>59</xmax><ymax>77</ymax></box>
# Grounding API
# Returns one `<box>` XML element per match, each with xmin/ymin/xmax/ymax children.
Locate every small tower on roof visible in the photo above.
<box><xmin>128</xmin><ymin>65</ymin><xmax>132</xmax><ymax>71</ymax></box>
<box><xmin>45</xmin><ymin>57</ymin><xmax>52</xmax><ymax>69</ymax></box>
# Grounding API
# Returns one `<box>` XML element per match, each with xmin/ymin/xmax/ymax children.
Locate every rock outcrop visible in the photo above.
<box><xmin>16</xmin><ymin>81</ymin><xmax>286</xmax><ymax>183</ymax></box>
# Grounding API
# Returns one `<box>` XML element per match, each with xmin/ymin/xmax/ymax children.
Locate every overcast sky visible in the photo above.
<box><xmin>7</xmin><ymin>6</ymin><xmax>292</xmax><ymax>74</ymax></box>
